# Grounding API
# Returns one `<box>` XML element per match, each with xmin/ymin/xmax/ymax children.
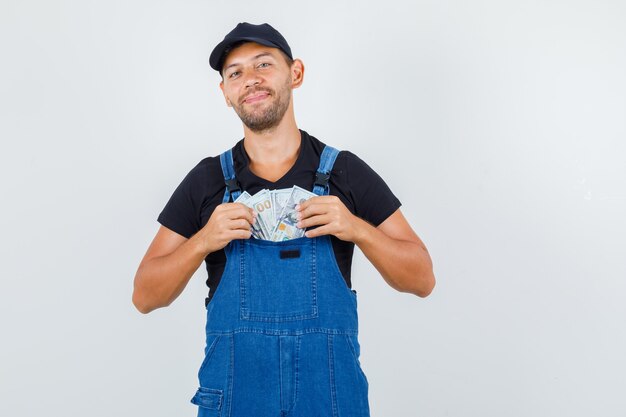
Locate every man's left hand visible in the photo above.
<box><xmin>296</xmin><ymin>196</ymin><xmax>362</xmax><ymax>242</ymax></box>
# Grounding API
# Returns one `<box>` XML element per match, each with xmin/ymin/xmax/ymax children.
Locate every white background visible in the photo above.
<box><xmin>1</xmin><ymin>0</ymin><xmax>625</xmax><ymax>416</ymax></box>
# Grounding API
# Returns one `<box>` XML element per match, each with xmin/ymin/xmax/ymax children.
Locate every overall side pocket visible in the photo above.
<box><xmin>332</xmin><ymin>334</ymin><xmax>370</xmax><ymax>417</ymax></box>
<box><xmin>197</xmin><ymin>334</ymin><xmax>221</xmax><ymax>379</ymax></box>
<box><xmin>193</xmin><ymin>333</ymin><xmax>233</xmax><ymax>415</ymax></box>
<box><xmin>190</xmin><ymin>387</ymin><xmax>223</xmax><ymax>416</ymax></box>
<box><xmin>345</xmin><ymin>334</ymin><xmax>369</xmax><ymax>387</ymax></box>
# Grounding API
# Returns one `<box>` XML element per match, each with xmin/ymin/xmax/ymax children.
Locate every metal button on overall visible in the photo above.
<box><xmin>190</xmin><ymin>146</ymin><xmax>370</xmax><ymax>417</ymax></box>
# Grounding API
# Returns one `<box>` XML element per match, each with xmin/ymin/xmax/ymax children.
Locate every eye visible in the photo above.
<box><xmin>258</xmin><ymin>62</ymin><xmax>270</xmax><ymax>68</ymax></box>
<box><xmin>228</xmin><ymin>71</ymin><xmax>239</xmax><ymax>78</ymax></box>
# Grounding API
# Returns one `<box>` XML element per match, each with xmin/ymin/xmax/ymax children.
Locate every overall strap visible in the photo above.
<box><xmin>312</xmin><ymin>145</ymin><xmax>340</xmax><ymax>196</ymax></box>
<box><xmin>219</xmin><ymin>148</ymin><xmax>242</xmax><ymax>203</ymax></box>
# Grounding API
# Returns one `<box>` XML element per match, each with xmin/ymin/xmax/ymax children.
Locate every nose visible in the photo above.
<box><xmin>243</xmin><ymin>70</ymin><xmax>261</xmax><ymax>88</ymax></box>
<box><xmin>245</xmin><ymin>78</ymin><xmax>260</xmax><ymax>88</ymax></box>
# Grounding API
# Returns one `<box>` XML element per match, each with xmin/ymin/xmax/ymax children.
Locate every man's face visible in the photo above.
<box><xmin>219</xmin><ymin>42</ymin><xmax>296</xmax><ymax>132</ymax></box>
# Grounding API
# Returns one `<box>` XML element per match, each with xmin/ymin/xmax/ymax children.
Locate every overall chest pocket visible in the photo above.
<box><xmin>240</xmin><ymin>237</ymin><xmax>318</xmax><ymax>322</ymax></box>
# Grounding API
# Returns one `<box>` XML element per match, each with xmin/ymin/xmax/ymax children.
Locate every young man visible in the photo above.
<box><xmin>133</xmin><ymin>22</ymin><xmax>435</xmax><ymax>417</ymax></box>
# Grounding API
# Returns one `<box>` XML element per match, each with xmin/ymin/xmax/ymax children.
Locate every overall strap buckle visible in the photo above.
<box><xmin>225</xmin><ymin>178</ymin><xmax>241</xmax><ymax>194</ymax></box>
<box><xmin>312</xmin><ymin>145</ymin><xmax>341</xmax><ymax>196</ymax></box>
<box><xmin>314</xmin><ymin>171</ymin><xmax>331</xmax><ymax>188</ymax></box>
<box><xmin>219</xmin><ymin>148</ymin><xmax>242</xmax><ymax>203</ymax></box>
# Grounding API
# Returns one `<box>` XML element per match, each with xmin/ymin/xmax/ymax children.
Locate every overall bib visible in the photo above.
<box><xmin>190</xmin><ymin>145</ymin><xmax>370</xmax><ymax>417</ymax></box>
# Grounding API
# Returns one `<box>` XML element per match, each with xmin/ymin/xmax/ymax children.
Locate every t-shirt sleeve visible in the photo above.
<box><xmin>344</xmin><ymin>151</ymin><xmax>402</xmax><ymax>226</ymax></box>
<box><xmin>156</xmin><ymin>161</ymin><xmax>205</xmax><ymax>239</ymax></box>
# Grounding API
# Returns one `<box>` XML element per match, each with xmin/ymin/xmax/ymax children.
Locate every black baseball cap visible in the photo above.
<box><xmin>209</xmin><ymin>22</ymin><xmax>293</xmax><ymax>74</ymax></box>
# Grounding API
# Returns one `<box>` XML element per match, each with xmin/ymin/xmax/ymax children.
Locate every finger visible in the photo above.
<box><xmin>226</xmin><ymin>204</ymin><xmax>256</xmax><ymax>223</ymax></box>
<box><xmin>299</xmin><ymin>200</ymin><xmax>340</xmax><ymax>221</ymax></box>
<box><xmin>297</xmin><ymin>214</ymin><xmax>331</xmax><ymax>229</ymax></box>
<box><xmin>228</xmin><ymin>229</ymin><xmax>253</xmax><ymax>240</ymax></box>
<box><xmin>304</xmin><ymin>224</ymin><xmax>332</xmax><ymax>238</ymax></box>
<box><xmin>229</xmin><ymin>218</ymin><xmax>253</xmax><ymax>231</ymax></box>
<box><xmin>231</xmin><ymin>202</ymin><xmax>255</xmax><ymax>215</ymax></box>
<box><xmin>296</xmin><ymin>196</ymin><xmax>332</xmax><ymax>211</ymax></box>
<box><xmin>298</xmin><ymin>202</ymin><xmax>330</xmax><ymax>220</ymax></box>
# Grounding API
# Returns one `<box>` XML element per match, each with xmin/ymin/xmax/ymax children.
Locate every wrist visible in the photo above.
<box><xmin>190</xmin><ymin>229</ymin><xmax>213</xmax><ymax>257</ymax></box>
<box><xmin>351</xmin><ymin>216</ymin><xmax>375</xmax><ymax>246</ymax></box>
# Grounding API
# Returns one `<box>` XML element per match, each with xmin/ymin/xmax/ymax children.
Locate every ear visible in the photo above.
<box><xmin>219</xmin><ymin>81</ymin><xmax>232</xmax><ymax>107</ymax></box>
<box><xmin>290</xmin><ymin>59</ymin><xmax>305</xmax><ymax>89</ymax></box>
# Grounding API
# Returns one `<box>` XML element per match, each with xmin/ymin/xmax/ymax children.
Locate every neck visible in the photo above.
<box><xmin>242</xmin><ymin>113</ymin><xmax>301</xmax><ymax>167</ymax></box>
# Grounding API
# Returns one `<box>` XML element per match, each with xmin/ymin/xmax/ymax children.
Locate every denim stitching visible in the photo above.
<box><xmin>310</xmin><ymin>237</ymin><xmax>318</xmax><ymax>317</ymax></box>
<box><xmin>207</xmin><ymin>328</ymin><xmax>358</xmax><ymax>336</ymax></box>
<box><xmin>322</xmin><ymin>234</ymin><xmax>358</xmax><ymax>308</ymax></box>
<box><xmin>279</xmin><ymin>336</ymin><xmax>285</xmax><ymax>413</ymax></box>
<box><xmin>191</xmin><ymin>387</ymin><xmax>223</xmax><ymax>410</ymax></box>
<box><xmin>226</xmin><ymin>333</ymin><xmax>234</xmax><ymax>417</ymax></box>
<box><xmin>197</xmin><ymin>335</ymin><xmax>221</xmax><ymax>379</ymax></box>
<box><xmin>328</xmin><ymin>334</ymin><xmax>339</xmax><ymax>417</ymax></box>
<box><xmin>293</xmin><ymin>334</ymin><xmax>300</xmax><ymax>411</ymax></box>
<box><xmin>239</xmin><ymin>240</ymin><xmax>247</xmax><ymax>319</ymax></box>
<box><xmin>240</xmin><ymin>238</ymin><xmax>318</xmax><ymax>322</ymax></box>
<box><xmin>345</xmin><ymin>334</ymin><xmax>369</xmax><ymax>386</ymax></box>
<box><xmin>206</xmin><ymin>242</ymin><xmax>237</xmax><ymax>312</ymax></box>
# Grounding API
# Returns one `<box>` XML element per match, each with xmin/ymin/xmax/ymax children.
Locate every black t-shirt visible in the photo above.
<box><xmin>157</xmin><ymin>129</ymin><xmax>401</xmax><ymax>306</ymax></box>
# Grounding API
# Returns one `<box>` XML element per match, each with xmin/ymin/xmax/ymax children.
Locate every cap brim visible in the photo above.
<box><xmin>209</xmin><ymin>36</ymin><xmax>281</xmax><ymax>72</ymax></box>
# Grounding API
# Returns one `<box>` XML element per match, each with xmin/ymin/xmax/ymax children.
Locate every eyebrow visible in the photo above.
<box><xmin>223</xmin><ymin>52</ymin><xmax>275</xmax><ymax>72</ymax></box>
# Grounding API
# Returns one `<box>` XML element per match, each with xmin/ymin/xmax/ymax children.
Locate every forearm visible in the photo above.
<box><xmin>132</xmin><ymin>233</ymin><xmax>209</xmax><ymax>313</ymax></box>
<box><xmin>353</xmin><ymin>218</ymin><xmax>435</xmax><ymax>297</ymax></box>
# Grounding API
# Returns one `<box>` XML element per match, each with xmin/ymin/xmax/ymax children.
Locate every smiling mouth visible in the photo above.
<box><xmin>243</xmin><ymin>92</ymin><xmax>270</xmax><ymax>104</ymax></box>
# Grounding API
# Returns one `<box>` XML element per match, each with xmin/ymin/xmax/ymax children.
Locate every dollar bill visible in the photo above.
<box><xmin>271</xmin><ymin>185</ymin><xmax>318</xmax><ymax>241</ymax></box>
<box><xmin>270</xmin><ymin>189</ymin><xmax>292</xmax><ymax>225</ymax></box>
<box><xmin>231</xmin><ymin>186</ymin><xmax>320</xmax><ymax>241</ymax></box>
<box><xmin>245</xmin><ymin>189</ymin><xmax>273</xmax><ymax>239</ymax></box>
<box><xmin>234</xmin><ymin>191</ymin><xmax>251</xmax><ymax>204</ymax></box>
<box><xmin>234</xmin><ymin>191</ymin><xmax>263</xmax><ymax>239</ymax></box>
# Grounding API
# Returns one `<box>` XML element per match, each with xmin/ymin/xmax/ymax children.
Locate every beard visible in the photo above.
<box><xmin>232</xmin><ymin>75</ymin><xmax>292</xmax><ymax>133</ymax></box>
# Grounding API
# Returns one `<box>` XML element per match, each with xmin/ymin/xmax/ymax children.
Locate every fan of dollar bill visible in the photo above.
<box><xmin>234</xmin><ymin>185</ymin><xmax>318</xmax><ymax>241</ymax></box>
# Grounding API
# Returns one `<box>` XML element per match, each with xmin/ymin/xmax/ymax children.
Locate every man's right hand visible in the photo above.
<box><xmin>132</xmin><ymin>202</ymin><xmax>256</xmax><ymax>314</ymax></box>
<box><xmin>197</xmin><ymin>202</ymin><xmax>257</xmax><ymax>254</ymax></box>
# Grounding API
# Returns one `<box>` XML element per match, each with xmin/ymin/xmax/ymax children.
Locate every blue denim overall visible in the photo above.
<box><xmin>190</xmin><ymin>145</ymin><xmax>370</xmax><ymax>417</ymax></box>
